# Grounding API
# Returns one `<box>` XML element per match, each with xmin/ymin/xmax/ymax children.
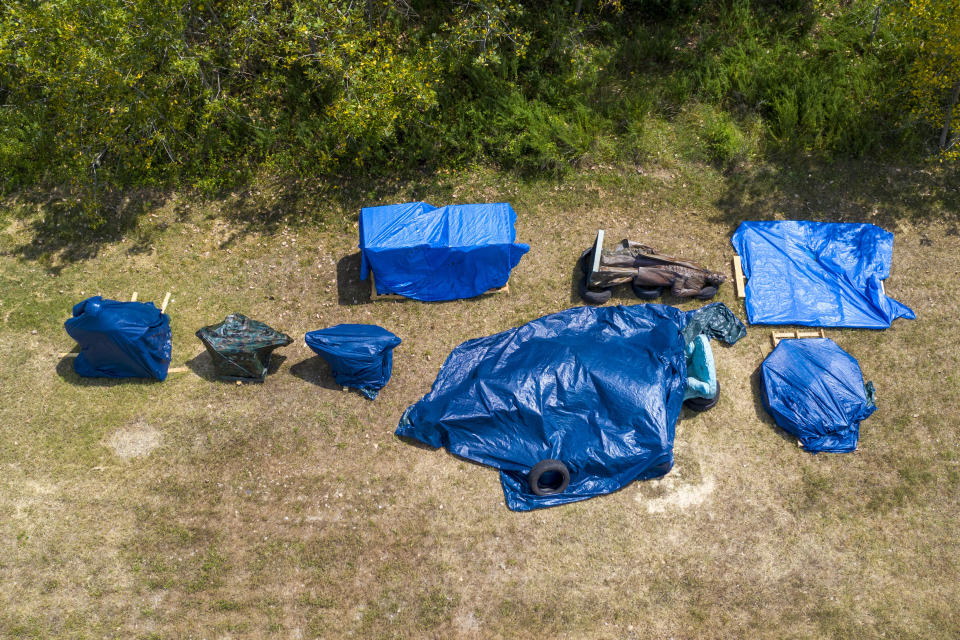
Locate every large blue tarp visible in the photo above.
<box><xmin>730</xmin><ymin>221</ymin><xmax>915</xmax><ymax>328</ymax></box>
<box><xmin>305</xmin><ymin>324</ymin><xmax>401</xmax><ymax>400</ymax></box>
<box><xmin>359</xmin><ymin>202</ymin><xmax>529</xmax><ymax>301</ymax></box>
<box><xmin>761</xmin><ymin>338</ymin><xmax>876</xmax><ymax>453</ymax></box>
<box><xmin>64</xmin><ymin>296</ymin><xmax>172</xmax><ymax>380</ymax></box>
<box><xmin>396</xmin><ymin>303</ymin><xmax>742</xmax><ymax>511</ymax></box>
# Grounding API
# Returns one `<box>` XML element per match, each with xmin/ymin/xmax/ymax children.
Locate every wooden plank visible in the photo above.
<box><xmin>369</xmin><ymin>272</ymin><xmax>404</xmax><ymax>300</ymax></box>
<box><xmin>56</xmin><ymin>353</ymin><xmax>188</xmax><ymax>376</ymax></box>
<box><xmin>732</xmin><ymin>256</ymin><xmax>746</xmax><ymax>298</ymax></box>
<box><xmin>370</xmin><ymin>272</ymin><xmax>508</xmax><ymax>302</ymax></box>
<box><xmin>160</xmin><ymin>291</ymin><xmax>171</xmax><ymax>314</ymax></box>
<box><xmin>590</xmin><ymin>229</ymin><xmax>604</xmax><ymax>279</ymax></box>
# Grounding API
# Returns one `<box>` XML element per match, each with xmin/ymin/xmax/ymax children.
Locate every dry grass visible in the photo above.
<box><xmin>1</xmin><ymin>157</ymin><xmax>958</xmax><ymax>639</ymax></box>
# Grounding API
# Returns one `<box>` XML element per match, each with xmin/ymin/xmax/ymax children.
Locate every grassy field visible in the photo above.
<box><xmin>1</xmin><ymin>151</ymin><xmax>959</xmax><ymax>639</ymax></box>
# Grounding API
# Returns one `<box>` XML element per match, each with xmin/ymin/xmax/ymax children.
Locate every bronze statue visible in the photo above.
<box><xmin>580</xmin><ymin>237</ymin><xmax>726</xmax><ymax>303</ymax></box>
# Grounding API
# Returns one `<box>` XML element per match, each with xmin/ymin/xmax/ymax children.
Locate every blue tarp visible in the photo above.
<box><xmin>761</xmin><ymin>338</ymin><xmax>876</xmax><ymax>453</ymax></box>
<box><xmin>359</xmin><ymin>202</ymin><xmax>529</xmax><ymax>301</ymax></box>
<box><xmin>396</xmin><ymin>303</ymin><xmax>742</xmax><ymax>511</ymax></box>
<box><xmin>730</xmin><ymin>221</ymin><xmax>915</xmax><ymax>328</ymax></box>
<box><xmin>64</xmin><ymin>296</ymin><xmax>172</xmax><ymax>380</ymax></box>
<box><xmin>305</xmin><ymin>324</ymin><xmax>401</xmax><ymax>400</ymax></box>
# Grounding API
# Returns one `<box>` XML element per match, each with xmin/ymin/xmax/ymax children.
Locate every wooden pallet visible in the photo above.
<box><xmin>369</xmin><ymin>272</ymin><xmax>508</xmax><ymax>301</ymax></box>
<box><xmin>770</xmin><ymin>328</ymin><xmax>826</xmax><ymax>348</ymax></box>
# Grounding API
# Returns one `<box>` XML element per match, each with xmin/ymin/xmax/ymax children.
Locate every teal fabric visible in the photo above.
<box><xmin>683</xmin><ymin>335</ymin><xmax>717</xmax><ymax>400</ymax></box>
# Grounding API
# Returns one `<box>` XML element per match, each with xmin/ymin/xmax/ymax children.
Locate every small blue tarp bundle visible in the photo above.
<box><xmin>64</xmin><ymin>296</ymin><xmax>172</xmax><ymax>380</ymax></box>
<box><xmin>761</xmin><ymin>338</ymin><xmax>876</xmax><ymax>453</ymax></box>
<box><xmin>730</xmin><ymin>221</ymin><xmax>915</xmax><ymax>328</ymax></box>
<box><xmin>396</xmin><ymin>303</ymin><xmax>744</xmax><ymax>511</ymax></box>
<box><xmin>359</xmin><ymin>202</ymin><xmax>529</xmax><ymax>301</ymax></box>
<box><xmin>305</xmin><ymin>324</ymin><xmax>401</xmax><ymax>400</ymax></box>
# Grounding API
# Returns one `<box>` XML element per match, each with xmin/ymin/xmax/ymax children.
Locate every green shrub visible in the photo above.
<box><xmin>697</xmin><ymin>106</ymin><xmax>752</xmax><ymax>165</ymax></box>
<box><xmin>692</xmin><ymin>1</ymin><xmax>915</xmax><ymax>156</ymax></box>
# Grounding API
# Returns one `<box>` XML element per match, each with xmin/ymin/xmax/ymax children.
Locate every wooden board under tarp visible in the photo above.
<box><xmin>732</xmin><ymin>256</ymin><xmax>746</xmax><ymax>298</ymax></box>
<box><xmin>770</xmin><ymin>328</ymin><xmax>826</xmax><ymax>348</ymax></box>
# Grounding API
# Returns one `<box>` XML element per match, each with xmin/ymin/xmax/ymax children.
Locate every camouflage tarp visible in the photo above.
<box><xmin>196</xmin><ymin>313</ymin><xmax>292</xmax><ymax>382</ymax></box>
<box><xmin>681</xmin><ymin>302</ymin><xmax>747</xmax><ymax>346</ymax></box>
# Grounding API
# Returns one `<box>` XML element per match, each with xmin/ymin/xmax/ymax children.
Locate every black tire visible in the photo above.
<box><xmin>683</xmin><ymin>380</ymin><xmax>720</xmax><ymax>412</ymax></box>
<box><xmin>528</xmin><ymin>459</ymin><xmax>571</xmax><ymax>496</ymax></box>
<box><xmin>631</xmin><ymin>282</ymin><xmax>662</xmax><ymax>300</ymax></box>
<box><xmin>578</xmin><ymin>275</ymin><xmax>612</xmax><ymax>305</ymax></box>
<box><xmin>694</xmin><ymin>285</ymin><xmax>719</xmax><ymax>300</ymax></box>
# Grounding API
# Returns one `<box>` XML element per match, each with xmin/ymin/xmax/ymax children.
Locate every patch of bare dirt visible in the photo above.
<box><xmin>105</xmin><ymin>419</ymin><xmax>161</xmax><ymax>460</ymax></box>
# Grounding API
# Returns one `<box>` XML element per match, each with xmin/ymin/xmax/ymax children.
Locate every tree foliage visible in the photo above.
<box><xmin>0</xmin><ymin>1</ymin><xmax>443</xmax><ymax>191</ymax></box>
<box><xmin>889</xmin><ymin>0</ymin><xmax>960</xmax><ymax>155</ymax></box>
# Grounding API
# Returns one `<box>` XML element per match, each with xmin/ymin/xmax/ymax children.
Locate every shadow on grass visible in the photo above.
<box><xmin>185</xmin><ymin>350</ymin><xmax>217</xmax><ymax>381</ymax></box>
<box><xmin>290</xmin><ymin>356</ymin><xmax>394</xmax><ymax>400</ymax></box>
<box><xmin>9</xmin><ymin>188</ymin><xmax>168</xmax><ymax>274</ymax></box>
<box><xmin>395</xmin><ymin>434</ymin><xmax>503</xmax><ymax>472</ymax></box>
<box><xmin>714</xmin><ymin>159</ymin><xmax>960</xmax><ymax>233</ymax></box>
<box><xmin>289</xmin><ymin>355</ymin><xmax>341</xmax><ymax>391</ymax></box>
<box><xmin>568</xmin><ymin>252</ymin><xmax>589</xmax><ymax>305</ymax></box>
<box><xmin>336</xmin><ymin>252</ymin><xmax>372</xmax><ymax>306</ymax></box>
<box><xmin>15</xmin><ymin>157</ymin><xmax>957</xmax><ymax>278</ymax></box>
<box><xmin>395</xmin><ymin>433</ymin><xmax>442</xmax><ymax>452</ymax></box>
<box><xmin>55</xmin><ymin>355</ymin><xmax>163</xmax><ymax>387</ymax></box>
<box><xmin>212</xmin><ymin>169</ymin><xmax>456</xmax><ymax>249</ymax></box>
<box><xmin>7</xmin><ymin>167</ymin><xmax>460</xmax><ymax>273</ymax></box>
<box><xmin>184</xmin><ymin>350</ymin><xmax>287</xmax><ymax>383</ymax></box>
